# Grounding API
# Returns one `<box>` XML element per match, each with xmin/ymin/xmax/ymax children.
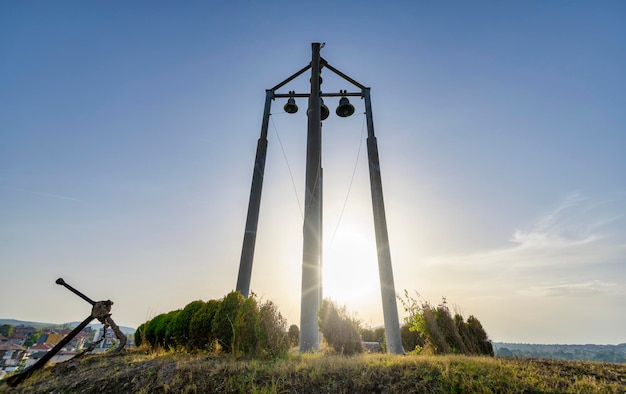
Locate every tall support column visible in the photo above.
<box><xmin>300</xmin><ymin>42</ymin><xmax>323</xmax><ymax>352</ymax></box>
<box><xmin>363</xmin><ymin>87</ymin><xmax>404</xmax><ymax>354</ymax></box>
<box><xmin>236</xmin><ymin>90</ymin><xmax>274</xmax><ymax>297</ymax></box>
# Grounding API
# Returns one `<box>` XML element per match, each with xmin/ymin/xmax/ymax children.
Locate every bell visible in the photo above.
<box><xmin>284</xmin><ymin>97</ymin><xmax>298</xmax><ymax>114</ymax></box>
<box><xmin>336</xmin><ymin>97</ymin><xmax>355</xmax><ymax>117</ymax></box>
<box><xmin>320</xmin><ymin>98</ymin><xmax>329</xmax><ymax>120</ymax></box>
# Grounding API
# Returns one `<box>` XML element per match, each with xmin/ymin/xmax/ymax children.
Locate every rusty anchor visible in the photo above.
<box><xmin>6</xmin><ymin>278</ymin><xmax>127</xmax><ymax>387</ymax></box>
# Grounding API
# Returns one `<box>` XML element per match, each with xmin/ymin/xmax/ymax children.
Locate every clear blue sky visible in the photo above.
<box><xmin>1</xmin><ymin>1</ymin><xmax>624</xmax><ymax>344</ymax></box>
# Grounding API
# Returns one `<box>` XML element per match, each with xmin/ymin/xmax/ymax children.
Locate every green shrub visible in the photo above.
<box><xmin>212</xmin><ymin>291</ymin><xmax>245</xmax><ymax>353</ymax></box>
<box><xmin>467</xmin><ymin>315</ymin><xmax>494</xmax><ymax>356</ymax></box>
<box><xmin>171</xmin><ymin>300</ymin><xmax>205</xmax><ymax>348</ymax></box>
<box><xmin>434</xmin><ymin>301</ymin><xmax>467</xmax><ymax>354</ymax></box>
<box><xmin>318</xmin><ymin>299</ymin><xmax>363</xmax><ymax>355</ymax></box>
<box><xmin>288</xmin><ymin>324</ymin><xmax>299</xmax><ymax>347</ymax></box>
<box><xmin>400</xmin><ymin>290</ymin><xmax>493</xmax><ymax>356</ymax></box>
<box><xmin>158</xmin><ymin>310</ymin><xmax>180</xmax><ymax>348</ymax></box>
<box><xmin>234</xmin><ymin>296</ymin><xmax>260</xmax><ymax>356</ymax></box>
<box><xmin>400</xmin><ymin>324</ymin><xmax>424</xmax><ymax>353</ymax></box>
<box><xmin>135</xmin><ymin>291</ymin><xmax>291</xmax><ymax>358</ymax></box>
<box><xmin>144</xmin><ymin>313</ymin><xmax>164</xmax><ymax>348</ymax></box>
<box><xmin>189</xmin><ymin>300</ymin><xmax>220</xmax><ymax>351</ymax></box>
<box><xmin>135</xmin><ymin>322</ymin><xmax>146</xmax><ymax>347</ymax></box>
<box><xmin>258</xmin><ymin>300</ymin><xmax>289</xmax><ymax>358</ymax></box>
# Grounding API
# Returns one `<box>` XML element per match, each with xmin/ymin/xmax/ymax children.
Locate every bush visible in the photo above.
<box><xmin>189</xmin><ymin>300</ymin><xmax>220</xmax><ymax>351</ymax></box>
<box><xmin>234</xmin><ymin>296</ymin><xmax>260</xmax><ymax>356</ymax></box>
<box><xmin>171</xmin><ymin>300</ymin><xmax>205</xmax><ymax>348</ymax></box>
<box><xmin>318</xmin><ymin>299</ymin><xmax>363</xmax><ymax>355</ymax></box>
<box><xmin>434</xmin><ymin>301</ymin><xmax>467</xmax><ymax>354</ymax></box>
<box><xmin>258</xmin><ymin>300</ymin><xmax>289</xmax><ymax>358</ymax></box>
<box><xmin>212</xmin><ymin>291</ymin><xmax>245</xmax><ymax>353</ymax></box>
<box><xmin>467</xmin><ymin>315</ymin><xmax>494</xmax><ymax>356</ymax></box>
<box><xmin>135</xmin><ymin>291</ymin><xmax>291</xmax><ymax>358</ymax></box>
<box><xmin>399</xmin><ymin>290</ymin><xmax>493</xmax><ymax>356</ymax></box>
<box><xmin>143</xmin><ymin>310</ymin><xmax>180</xmax><ymax>349</ymax></box>
<box><xmin>400</xmin><ymin>324</ymin><xmax>424</xmax><ymax>353</ymax></box>
<box><xmin>288</xmin><ymin>324</ymin><xmax>299</xmax><ymax>347</ymax></box>
<box><xmin>134</xmin><ymin>322</ymin><xmax>146</xmax><ymax>347</ymax></box>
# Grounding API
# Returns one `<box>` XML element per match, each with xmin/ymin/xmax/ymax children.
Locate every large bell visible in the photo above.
<box><xmin>284</xmin><ymin>97</ymin><xmax>298</xmax><ymax>114</ymax></box>
<box><xmin>320</xmin><ymin>98</ymin><xmax>329</xmax><ymax>120</ymax></box>
<box><xmin>336</xmin><ymin>97</ymin><xmax>355</xmax><ymax>117</ymax></box>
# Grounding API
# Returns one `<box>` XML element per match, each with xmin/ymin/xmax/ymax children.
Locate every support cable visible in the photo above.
<box><xmin>270</xmin><ymin>114</ymin><xmax>304</xmax><ymax>219</ymax></box>
<box><xmin>328</xmin><ymin>113</ymin><xmax>367</xmax><ymax>248</ymax></box>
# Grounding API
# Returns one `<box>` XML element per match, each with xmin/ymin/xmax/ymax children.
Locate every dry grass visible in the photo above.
<box><xmin>2</xmin><ymin>349</ymin><xmax>625</xmax><ymax>393</ymax></box>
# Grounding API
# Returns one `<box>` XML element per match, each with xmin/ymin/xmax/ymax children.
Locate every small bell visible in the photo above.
<box><xmin>284</xmin><ymin>97</ymin><xmax>298</xmax><ymax>114</ymax></box>
<box><xmin>320</xmin><ymin>98</ymin><xmax>329</xmax><ymax>120</ymax></box>
<box><xmin>336</xmin><ymin>97</ymin><xmax>355</xmax><ymax>117</ymax></box>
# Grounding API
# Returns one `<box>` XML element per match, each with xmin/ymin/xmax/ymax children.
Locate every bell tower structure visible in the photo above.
<box><xmin>235</xmin><ymin>43</ymin><xmax>404</xmax><ymax>354</ymax></box>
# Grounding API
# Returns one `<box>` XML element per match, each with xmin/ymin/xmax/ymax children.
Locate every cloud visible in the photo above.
<box><xmin>521</xmin><ymin>280</ymin><xmax>619</xmax><ymax>297</ymax></box>
<box><xmin>28</xmin><ymin>191</ymin><xmax>81</xmax><ymax>202</ymax></box>
<box><xmin>2</xmin><ymin>186</ymin><xmax>80</xmax><ymax>202</ymax></box>
<box><xmin>425</xmin><ymin>192</ymin><xmax>626</xmax><ymax>270</ymax></box>
<box><xmin>510</xmin><ymin>192</ymin><xmax>613</xmax><ymax>252</ymax></box>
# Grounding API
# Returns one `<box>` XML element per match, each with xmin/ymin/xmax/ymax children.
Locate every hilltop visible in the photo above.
<box><xmin>0</xmin><ymin>319</ymin><xmax>135</xmax><ymax>336</ymax></box>
<box><xmin>2</xmin><ymin>350</ymin><xmax>625</xmax><ymax>393</ymax></box>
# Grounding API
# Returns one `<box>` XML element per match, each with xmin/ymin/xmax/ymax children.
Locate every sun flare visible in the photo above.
<box><xmin>322</xmin><ymin>223</ymin><xmax>381</xmax><ymax>307</ymax></box>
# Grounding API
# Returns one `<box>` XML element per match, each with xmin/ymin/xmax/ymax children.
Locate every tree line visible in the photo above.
<box><xmin>135</xmin><ymin>292</ymin><xmax>293</xmax><ymax>358</ymax></box>
<box><xmin>135</xmin><ymin>290</ymin><xmax>493</xmax><ymax>358</ymax></box>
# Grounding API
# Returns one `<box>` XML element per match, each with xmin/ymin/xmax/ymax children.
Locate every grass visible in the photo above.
<box><xmin>2</xmin><ymin>349</ymin><xmax>625</xmax><ymax>393</ymax></box>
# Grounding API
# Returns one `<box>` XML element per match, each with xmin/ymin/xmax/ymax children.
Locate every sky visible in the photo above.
<box><xmin>1</xmin><ymin>1</ymin><xmax>625</xmax><ymax>345</ymax></box>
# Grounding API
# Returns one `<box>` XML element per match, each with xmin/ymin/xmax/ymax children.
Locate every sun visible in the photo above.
<box><xmin>322</xmin><ymin>223</ymin><xmax>381</xmax><ymax>307</ymax></box>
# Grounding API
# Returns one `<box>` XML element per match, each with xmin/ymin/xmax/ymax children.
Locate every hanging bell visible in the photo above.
<box><xmin>284</xmin><ymin>97</ymin><xmax>298</xmax><ymax>114</ymax></box>
<box><xmin>336</xmin><ymin>97</ymin><xmax>355</xmax><ymax>117</ymax></box>
<box><xmin>320</xmin><ymin>98</ymin><xmax>329</xmax><ymax>120</ymax></box>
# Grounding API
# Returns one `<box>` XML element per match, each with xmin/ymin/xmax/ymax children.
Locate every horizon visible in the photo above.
<box><xmin>1</xmin><ymin>2</ymin><xmax>625</xmax><ymax>346</ymax></box>
<box><xmin>2</xmin><ymin>317</ymin><xmax>625</xmax><ymax>347</ymax></box>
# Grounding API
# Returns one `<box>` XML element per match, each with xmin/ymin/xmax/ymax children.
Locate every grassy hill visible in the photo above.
<box><xmin>2</xmin><ymin>350</ymin><xmax>625</xmax><ymax>393</ymax></box>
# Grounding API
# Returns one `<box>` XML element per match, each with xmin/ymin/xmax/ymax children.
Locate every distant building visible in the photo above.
<box><xmin>27</xmin><ymin>343</ymin><xmax>52</xmax><ymax>354</ymax></box>
<box><xmin>0</xmin><ymin>342</ymin><xmax>26</xmax><ymax>368</ymax></box>
<box><xmin>8</xmin><ymin>334</ymin><xmax>26</xmax><ymax>346</ymax></box>
<box><xmin>13</xmin><ymin>325</ymin><xmax>38</xmax><ymax>336</ymax></box>
<box><xmin>46</xmin><ymin>333</ymin><xmax>63</xmax><ymax>346</ymax></box>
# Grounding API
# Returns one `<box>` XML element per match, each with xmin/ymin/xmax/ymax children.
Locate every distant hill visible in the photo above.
<box><xmin>493</xmin><ymin>342</ymin><xmax>626</xmax><ymax>363</ymax></box>
<box><xmin>0</xmin><ymin>318</ymin><xmax>135</xmax><ymax>335</ymax></box>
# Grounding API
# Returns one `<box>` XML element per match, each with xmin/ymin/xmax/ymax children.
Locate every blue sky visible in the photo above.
<box><xmin>1</xmin><ymin>1</ymin><xmax>624</xmax><ymax>344</ymax></box>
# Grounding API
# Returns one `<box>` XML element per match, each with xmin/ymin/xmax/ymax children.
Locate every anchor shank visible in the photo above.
<box><xmin>56</xmin><ymin>278</ymin><xmax>96</xmax><ymax>305</ymax></box>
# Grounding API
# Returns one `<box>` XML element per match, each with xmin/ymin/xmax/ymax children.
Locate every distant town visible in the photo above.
<box><xmin>0</xmin><ymin>319</ymin><xmax>135</xmax><ymax>380</ymax></box>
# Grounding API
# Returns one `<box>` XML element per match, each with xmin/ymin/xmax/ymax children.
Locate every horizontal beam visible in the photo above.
<box><xmin>274</xmin><ymin>92</ymin><xmax>362</xmax><ymax>98</ymax></box>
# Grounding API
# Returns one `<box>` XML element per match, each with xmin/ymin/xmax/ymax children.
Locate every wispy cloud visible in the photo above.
<box><xmin>2</xmin><ymin>186</ymin><xmax>81</xmax><ymax>202</ymax></box>
<box><xmin>426</xmin><ymin>192</ymin><xmax>626</xmax><ymax>270</ymax></box>
<box><xmin>522</xmin><ymin>280</ymin><xmax>619</xmax><ymax>297</ymax></box>
<box><xmin>28</xmin><ymin>191</ymin><xmax>81</xmax><ymax>202</ymax></box>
